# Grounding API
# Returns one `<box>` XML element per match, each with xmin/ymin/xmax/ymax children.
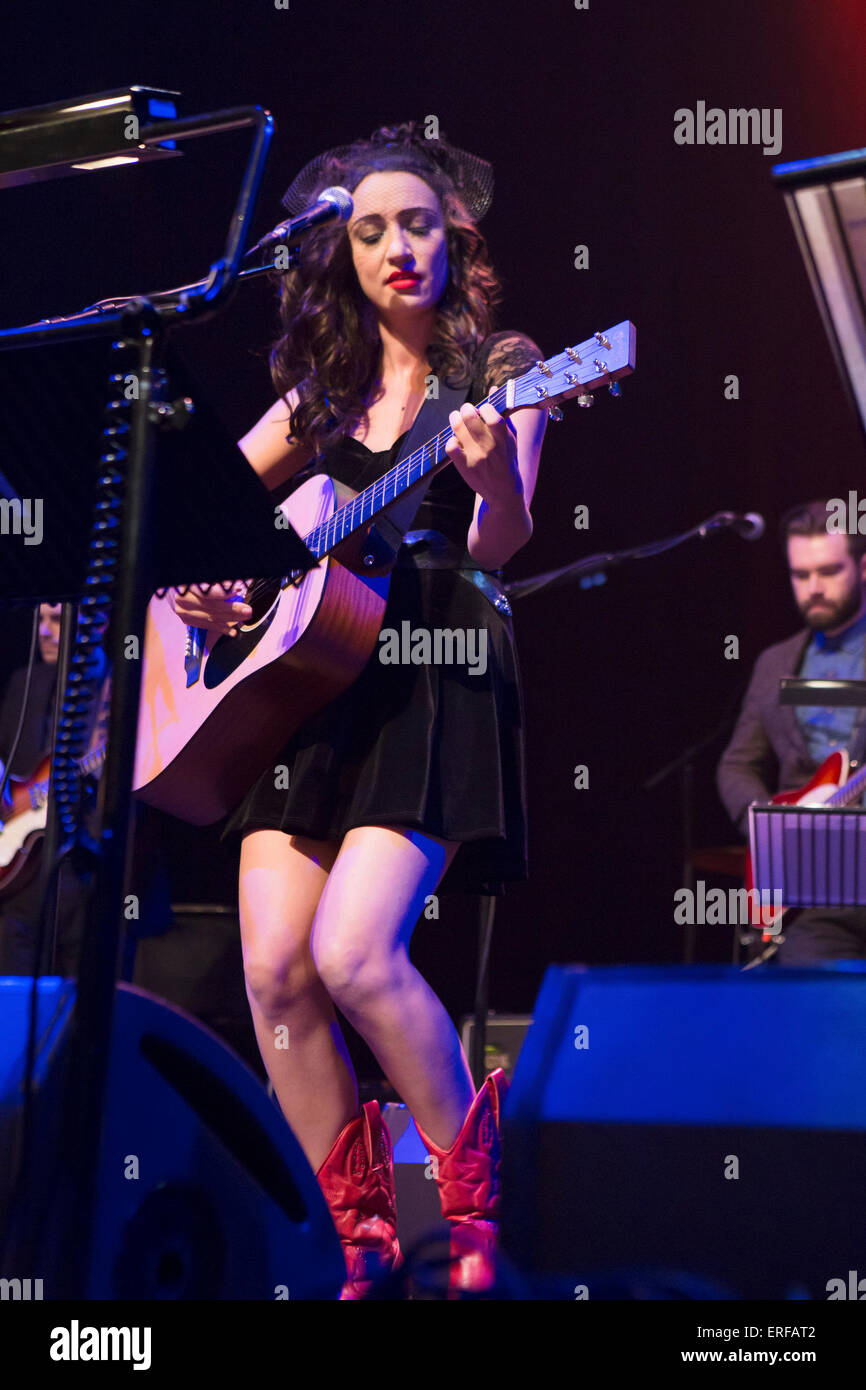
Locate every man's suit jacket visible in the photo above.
<box><xmin>717</xmin><ymin>627</ymin><xmax>843</xmax><ymax>836</ymax></box>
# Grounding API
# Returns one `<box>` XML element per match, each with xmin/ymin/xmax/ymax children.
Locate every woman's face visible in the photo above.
<box><xmin>346</xmin><ymin>170</ymin><xmax>449</xmax><ymax>319</ymax></box>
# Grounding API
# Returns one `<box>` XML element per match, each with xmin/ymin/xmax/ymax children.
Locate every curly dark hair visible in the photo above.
<box><xmin>269</xmin><ymin>121</ymin><xmax>503</xmax><ymax>455</ymax></box>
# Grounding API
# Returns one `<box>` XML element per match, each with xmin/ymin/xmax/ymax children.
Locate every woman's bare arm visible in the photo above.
<box><xmin>168</xmin><ymin>389</ymin><xmax>315</xmax><ymax>633</ymax></box>
<box><xmin>238</xmin><ymin>387</ymin><xmax>316</xmax><ymax>492</ymax></box>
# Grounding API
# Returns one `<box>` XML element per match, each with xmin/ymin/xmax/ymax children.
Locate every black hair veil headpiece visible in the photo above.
<box><xmin>280</xmin><ymin>120</ymin><xmax>494</xmax><ymax>223</ymax></box>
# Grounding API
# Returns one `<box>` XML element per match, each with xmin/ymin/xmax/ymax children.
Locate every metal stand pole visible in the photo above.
<box><xmin>471</xmin><ymin>894</ymin><xmax>497</xmax><ymax>1087</ymax></box>
<box><xmin>681</xmin><ymin>757</ymin><xmax>696</xmax><ymax>964</ymax></box>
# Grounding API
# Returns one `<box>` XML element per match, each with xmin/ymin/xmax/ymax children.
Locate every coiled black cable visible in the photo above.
<box><xmin>50</xmin><ymin>346</ymin><xmax>133</xmax><ymax>840</ymax></box>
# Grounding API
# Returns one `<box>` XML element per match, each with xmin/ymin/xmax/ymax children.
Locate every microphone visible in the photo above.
<box><xmin>246</xmin><ymin>186</ymin><xmax>354</xmax><ymax>257</ymax></box>
<box><xmin>702</xmin><ymin>510</ymin><xmax>765</xmax><ymax>541</ymax></box>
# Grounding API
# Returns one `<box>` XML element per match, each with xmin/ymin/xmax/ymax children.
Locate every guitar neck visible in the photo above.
<box><xmin>301</xmin><ymin>381</ymin><xmax>508</xmax><ymax>559</ymax></box>
<box><xmin>31</xmin><ymin>743</ymin><xmax>106</xmax><ymax>805</ymax></box>
<box><xmin>827</xmin><ymin>760</ymin><xmax>866</xmax><ymax>808</ymax></box>
<box><xmin>80</xmin><ymin>744</ymin><xmax>106</xmax><ymax>778</ymax></box>
<box><xmin>295</xmin><ymin>321</ymin><xmax>636</xmax><ymax>561</ymax></box>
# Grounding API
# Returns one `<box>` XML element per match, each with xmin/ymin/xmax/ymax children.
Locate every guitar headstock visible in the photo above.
<box><xmin>509</xmin><ymin>321</ymin><xmax>636</xmax><ymax>414</ymax></box>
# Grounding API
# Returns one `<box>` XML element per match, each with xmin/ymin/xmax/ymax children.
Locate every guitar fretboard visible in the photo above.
<box><xmin>32</xmin><ymin>744</ymin><xmax>106</xmax><ymax>805</ymax></box>
<box><xmin>302</xmin><ymin>381</ymin><xmax>508</xmax><ymax>559</ymax></box>
<box><xmin>826</xmin><ymin>761</ymin><xmax>866</xmax><ymax>808</ymax></box>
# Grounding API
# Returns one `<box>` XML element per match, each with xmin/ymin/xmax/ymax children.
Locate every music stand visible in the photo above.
<box><xmin>750</xmin><ymin>677</ymin><xmax>866</xmax><ymax>911</ymax></box>
<box><xmin>0</xmin><ymin>98</ymin><xmax>315</xmax><ymax>1297</ymax></box>
<box><xmin>774</xmin><ymin>147</ymin><xmax>866</xmax><ymax>444</ymax></box>
<box><xmin>779</xmin><ymin>676</ymin><xmax>866</xmax><ymax>708</ymax></box>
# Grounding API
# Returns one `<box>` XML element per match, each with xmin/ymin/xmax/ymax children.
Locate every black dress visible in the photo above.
<box><xmin>223</xmin><ymin>331</ymin><xmax>542</xmax><ymax>894</ymax></box>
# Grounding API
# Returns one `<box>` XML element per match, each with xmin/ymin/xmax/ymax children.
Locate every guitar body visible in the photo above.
<box><xmin>744</xmin><ymin>749</ymin><xmax>850</xmax><ymax>932</ymax></box>
<box><xmin>0</xmin><ymin>756</ymin><xmax>50</xmax><ymax>899</ymax></box>
<box><xmin>133</xmin><ymin>475</ymin><xmax>391</xmax><ymax>824</ymax></box>
<box><xmin>768</xmin><ymin>749</ymin><xmax>848</xmax><ymax>808</ymax></box>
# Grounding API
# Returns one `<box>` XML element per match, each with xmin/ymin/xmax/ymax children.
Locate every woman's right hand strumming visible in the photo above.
<box><xmin>167</xmin><ymin>581</ymin><xmax>254</xmax><ymax>637</ymax></box>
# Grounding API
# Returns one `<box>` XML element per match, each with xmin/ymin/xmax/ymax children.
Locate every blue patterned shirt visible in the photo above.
<box><xmin>794</xmin><ymin>609</ymin><xmax>866</xmax><ymax>765</ymax></box>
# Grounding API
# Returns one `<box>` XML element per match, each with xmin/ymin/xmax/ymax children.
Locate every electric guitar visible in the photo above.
<box><xmin>745</xmin><ymin>748</ymin><xmax>866</xmax><ymax>933</ymax></box>
<box><xmin>0</xmin><ymin>742</ymin><xmax>106</xmax><ymax>898</ymax></box>
<box><xmin>133</xmin><ymin>322</ymin><xmax>637</xmax><ymax>824</ymax></box>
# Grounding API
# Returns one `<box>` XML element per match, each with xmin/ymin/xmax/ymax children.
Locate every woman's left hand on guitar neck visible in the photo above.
<box><xmin>446</xmin><ymin>401</ymin><xmax>545</xmax><ymax>570</ymax></box>
<box><xmin>445</xmin><ymin>402</ymin><xmax>523</xmax><ymax>506</ymax></box>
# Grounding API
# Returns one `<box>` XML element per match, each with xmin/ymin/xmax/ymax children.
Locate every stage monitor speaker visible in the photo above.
<box><xmin>132</xmin><ymin>903</ymin><xmax>264</xmax><ymax>1079</ymax></box>
<box><xmin>0</xmin><ymin>976</ymin><xmax>344</xmax><ymax>1299</ymax></box>
<box><xmin>383</xmin><ymin>1103</ymin><xmax>443</xmax><ymax>1250</ymax></box>
<box><xmin>460</xmin><ymin>1013</ymin><xmax>530</xmax><ymax>1083</ymax></box>
<box><xmin>501</xmin><ymin>964</ymin><xmax>866</xmax><ymax>1299</ymax></box>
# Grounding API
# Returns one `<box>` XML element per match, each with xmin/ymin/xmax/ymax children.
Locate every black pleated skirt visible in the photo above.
<box><xmin>221</xmin><ymin>558</ymin><xmax>528</xmax><ymax>894</ymax></box>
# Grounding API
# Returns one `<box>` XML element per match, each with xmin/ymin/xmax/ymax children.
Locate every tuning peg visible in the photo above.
<box><xmin>577</xmin><ymin>393</ymin><xmax>594</xmax><ymax>408</ymax></box>
<box><xmin>547</xmin><ymin>405</ymin><xmax>563</xmax><ymax>421</ymax></box>
<box><xmin>608</xmin><ymin>381</ymin><xmax>622</xmax><ymax>398</ymax></box>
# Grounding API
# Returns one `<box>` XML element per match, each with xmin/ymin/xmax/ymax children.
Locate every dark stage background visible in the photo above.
<box><xmin>1</xmin><ymin>0</ymin><xmax>865</xmax><ymax>1052</ymax></box>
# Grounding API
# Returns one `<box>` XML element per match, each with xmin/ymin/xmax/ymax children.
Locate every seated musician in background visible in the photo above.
<box><xmin>717</xmin><ymin>498</ymin><xmax>866</xmax><ymax>963</ymax></box>
<box><xmin>0</xmin><ymin>604</ymin><xmax>170</xmax><ymax>976</ymax></box>
<box><xmin>0</xmin><ymin>603</ymin><xmax>87</xmax><ymax>975</ymax></box>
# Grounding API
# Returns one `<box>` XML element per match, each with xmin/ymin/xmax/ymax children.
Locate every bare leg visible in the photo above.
<box><xmin>238</xmin><ymin>829</ymin><xmax>358</xmax><ymax>1172</ymax></box>
<box><xmin>311</xmin><ymin>824</ymin><xmax>476</xmax><ymax>1150</ymax></box>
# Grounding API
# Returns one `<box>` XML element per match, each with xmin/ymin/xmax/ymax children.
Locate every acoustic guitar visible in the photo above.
<box><xmin>133</xmin><ymin>322</ymin><xmax>637</xmax><ymax>824</ymax></box>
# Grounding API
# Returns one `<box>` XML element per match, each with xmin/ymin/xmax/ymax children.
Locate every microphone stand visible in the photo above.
<box><xmin>643</xmin><ymin>712</ymin><xmax>738</xmax><ymax>963</ymax></box>
<box><xmin>505</xmin><ymin>511</ymin><xmax>756</xmax><ymax>602</ymax></box>
<box><xmin>468</xmin><ymin>512</ymin><xmax>757</xmax><ymax>1085</ymax></box>
<box><xmin>63</xmin><ymin>255</ymin><xmax>291</xmax><ymax>321</ymax></box>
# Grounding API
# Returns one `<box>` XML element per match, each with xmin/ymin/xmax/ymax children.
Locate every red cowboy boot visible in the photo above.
<box><xmin>413</xmin><ymin>1068</ymin><xmax>509</xmax><ymax>1296</ymax></box>
<box><xmin>315</xmin><ymin>1099</ymin><xmax>402</xmax><ymax>1300</ymax></box>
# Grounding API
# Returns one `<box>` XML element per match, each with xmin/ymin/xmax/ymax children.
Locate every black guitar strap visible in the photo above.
<box><xmin>367</xmin><ymin>381</ymin><xmax>471</xmax><ymax>558</ymax></box>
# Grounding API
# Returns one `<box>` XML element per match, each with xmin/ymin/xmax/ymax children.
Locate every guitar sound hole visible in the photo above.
<box><xmin>240</xmin><ymin>578</ymin><xmax>281</xmax><ymax>627</ymax></box>
<box><xmin>203</xmin><ymin>581</ymin><xmax>281</xmax><ymax>690</ymax></box>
